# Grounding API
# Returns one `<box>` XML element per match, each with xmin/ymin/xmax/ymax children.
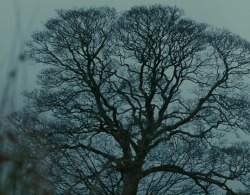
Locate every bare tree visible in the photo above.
<box><xmin>8</xmin><ymin>5</ymin><xmax>250</xmax><ymax>194</ymax></box>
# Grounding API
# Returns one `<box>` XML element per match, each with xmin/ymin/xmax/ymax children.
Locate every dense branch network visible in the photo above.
<box><xmin>8</xmin><ymin>5</ymin><xmax>250</xmax><ymax>194</ymax></box>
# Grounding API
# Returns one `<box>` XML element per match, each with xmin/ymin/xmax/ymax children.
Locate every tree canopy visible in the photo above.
<box><xmin>8</xmin><ymin>5</ymin><xmax>250</xmax><ymax>194</ymax></box>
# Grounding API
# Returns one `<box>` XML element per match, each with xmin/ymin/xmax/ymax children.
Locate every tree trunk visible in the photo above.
<box><xmin>122</xmin><ymin>172</ymin><xmax>140</xmax><ymax>195</ymax></box>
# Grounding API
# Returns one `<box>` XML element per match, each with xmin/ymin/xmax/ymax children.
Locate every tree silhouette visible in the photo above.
<box><xmin>8</xmin><ymin>5</ymin><xmax>250</xmax><ymax>194</ymax></box>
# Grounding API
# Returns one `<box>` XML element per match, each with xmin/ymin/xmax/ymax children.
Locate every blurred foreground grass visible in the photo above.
<box><xmin>0</xmin><ymin>1</ymin><xmax>51</xmax><ymax>193</ymax></box>
<box><xmin>0</xmin><ymin>130</ymin><xmax>52</xmax><ymax>194</ymax></box>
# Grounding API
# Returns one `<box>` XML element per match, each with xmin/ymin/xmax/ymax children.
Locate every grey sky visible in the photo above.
<box><xmin>0</xmin><ymin>0</ymin><xmax>250</xmax><ymax>114</ymax></box>
<box><xmin>0</xmin><ymin>0</ymin><xmax>250</xmax><ymax>191</ymax></box>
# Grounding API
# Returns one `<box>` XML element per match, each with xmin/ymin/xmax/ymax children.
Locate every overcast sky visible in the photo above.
<box><xmin>1</xmin><ymin>0</ymin><xmax>250</xmax><ymax>115</ymax></box>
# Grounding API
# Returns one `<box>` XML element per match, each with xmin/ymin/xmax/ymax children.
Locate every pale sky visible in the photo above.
<box><xmin>0</xmin><ymin>0</ymin><xmax>250</xmax><ymax>114</ymax></box>
<box><xmin>0</xmin><ymin>0</ymin><xmax>250</xmax><ymax>191</ymax></box>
